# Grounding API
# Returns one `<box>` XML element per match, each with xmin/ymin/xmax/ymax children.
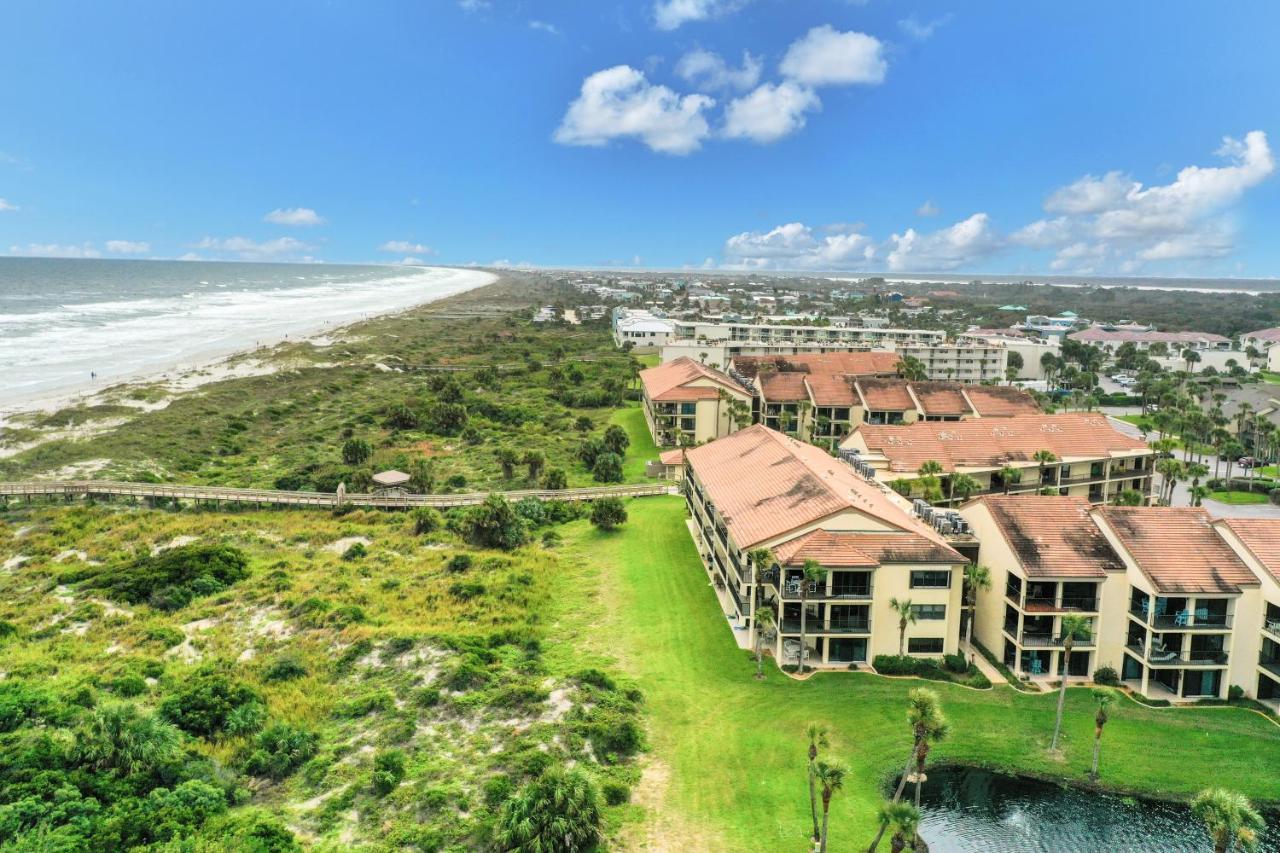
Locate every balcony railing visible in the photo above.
<box><xmin>1021</xmin><ymin>632</ymin><xmax>1096</xmax><ymax>648</ymax></box>
<box><xmin>1126</xmin><ymin>644</ymin><xmax>1228</xmax><ymax>667</ymax></box>
<box><xmin>1023</xmin><ymin>596</ymin><xmax>1098</xmax><ymax>613</ymax></box>
<box><xmin>779</xmin><ymin>618</ymin><xmax>870</xmax><ymax>634</ymax></box>
<box><xmin>1263</xmin><ymin>620</ymin><xmax>1280</xmax><ymax>643</ymax></box>
<box><xmin>1260</xmin><ymin>655</ymin><xmax>1280</xmax><ymax>679</ymax></box>
<box><xmin>1128</xmin><ymin>606</ymin><xmax>1232</xmax><ymax>630</ymax></box>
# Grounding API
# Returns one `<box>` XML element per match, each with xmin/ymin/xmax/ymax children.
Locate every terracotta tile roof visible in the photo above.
<box><xmin>962</xmin><ymin>386</ymin><xmax>1042</xmax><ymax>417</ymax></box>
<box><xmin>684</xmin><ymin>424</ymin><xmax>961</xmax><ymax>557</ymax></box>
<box><xmin>1218</xmin><ymin>519</ymin><xmax>1280</xmax><ymax>584</ymax></box>
<box><xmin>1097</xmin><ymin>507</ymin><xmax>1260</xmax><ymax>594</ymax></box>
<box><xmin>1068</xmin><ymin>326</ymin><xmax>1230</xmax><ymax>345</ymax></box>
<box><xmin>805</xmin><ymin>374</ymin><xmax>859</xmax><ymax>406</ymax></box>
<box><xmin>772</xmin><ymin>529</ymin><xmax>961</xmax><ymax>567</ymax></box>
<box><xmin>758</xmin><ymin>371</ymin><xmax>809</xmax><ymax>403</ymax></box>
<box><xmin>731</xmin><ymin>351</ymin><xmax>900</xmax><ymax>378</ymax></box>
<box><xmin>640</xmin><ymin>357</ymin><xmax>742</xmax><ymax>402</ymax></box>
<box><xmin>910</xmin><ymin>382</ymin><xmax>970</xmax><ymax>417</ymax></box>
<box><xmin>857</xmin><ymin>378</ymin><xmax>915</xmax><ymax>411</ymax></box>
<box><xmin>658</xmin><ymin>448</ymin><xmax>686</xmax><ymax>466</ymax></box>
<box><xmin>971</xmin><ymin>495</ymin><xmax>1123</xmax><ymax>578</ymax></box>
<box><xmin>1245</xmin><ymin>327</ymin><xmax>1280</xmax><ymax>345</ymax></box>
<box><xmin>852</xmin><ymin>412</ymin><xmax>1149</xmax><ymax>474</ymax></box>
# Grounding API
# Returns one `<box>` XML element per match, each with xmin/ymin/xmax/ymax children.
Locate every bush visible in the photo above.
<box><xmin>601</xmin><ymin>780</ymin><xmax>630</xmax><ymax>806</ymax></box>
<box><xmin>159</xmin><ymin>667</ymin><xmax>263</xmax><ymax>737</ymax></box>
<box><xmin>602</xmin><ymin>424</ymin><xmax>630</xmax><ymax>456</ymax></box>
<box><xmin>146</xmin><ymin>626</ymin><xmax>185</xmax><ymax>648</ymax></box>
<box><xmin>1093</xmin><ymin>665</ymin><xmax>1120</xmax><ymax>686</ymax></box>
<box><xmin>460</xmin><ymin>494</ymin><xmax>529</xmax><ymax>551</ymax></box>
<box><xmin>81</xmin><ymin>544</ymin><xmax>250</xmax><ymax>611</ymax></box>
<box><xmin>1229</xmin><ymin>684</ymin><xmax>1246</xmax><ymax>701</ymax></box>
<box><xmin>591</xmin><ymin>452</ymin><xmax>624</xmax><ymax>483</ymax></box>
<box><xmin>495</xmin><ymin>768</ymin><xmax>602</xmax><ymax>852</ymax></box>
<box><xmin>873</xmin><ymin>655</ymin><xmax>921</xmax><ymax>675</ymax></box>
<box><xmin>111</xmin><ymin>673</ymin><xmax>148</xmax><ymax>697</ymax></box>
<box><xmin>341</xmin><ymin>438</ymin><xmax>372</xmax><ymax>466</ymax></box>
<box><xmin>446</xmin><ymin>554</ymin><xmax>473</xmax><ymax>573</ymax></box>
<box><xmin>341</xmin><ymin>542</ymin><xmax>367</xmax><ymax>561</ymax></box>
<box><xmin>942</xmin><ymin>653</ymin><xmax>968</xmax><ymax>674</ymax></box>
<box><xmin>263</xmin><ymin>657</ymin><xmax>308</xmax><ymax>683</ymax></box>
<box><xmin>542</xmin><ymin>468</ymin><xmax>568</xmax><ymax>490</ymax></box>
<box><xmin>372</xmin><ymin>749</ymin><xmax>407</xmax><ymax>795</ymax></box>
<box><xmin>590</xmin><ymin>497</ymin><xmax>628</xmax><ymax>531</ymax></box>
<box><xmin>411</xmin><ymin>507</ymin><xmax>443</xmax><ymax>535</ymax></box>
<box><xmin>245</xmin><ymin>723</ymin><xmax>320</xmax><ymax>780</ymax></box>
<box><xmin>0</xmin><ymin>620</ymin><xmax>17</xmax><ymax>642</ymax></box>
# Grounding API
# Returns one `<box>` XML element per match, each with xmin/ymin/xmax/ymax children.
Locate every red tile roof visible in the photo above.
<box><xmin>1068</xmin><ymin>326</ymin><xmax>1230</xmax><ymax>345</ymax></box>
<box><xmin>1217</xmin><ymin>519</ymin><xmax>1280</xmax><ymax>584</ymax></box>
<box><xmin>962</xmin><ymin>386</ymin><xmax>1042</xmax><ymax>417</ymax></box>
<box><xmin>658</xmin><ymin>448</ymin><xmax>686</xmax><ymax>466</ymax></box>
<box><xmin>805</xmin><ymin>373</ymin><xmax>859</xmax><ymax>406</ymax></box>
<box><xmin>1245</xmin><ymin>327</ymin><xmax>1280</xmax><ymax>345</ymax></box>
<box><xmin>640</xmin><ymin>357</ymin><xmax>743</xmax><ymax>402</ymax></box>
<box><xmin>970</xmin><ymin>495</ymin><xmax>1123</xmax><ymax>578</ymax></box>
<box><xmin>910</xmin><ymin>382</ymin><xmax>970</xmax><ymax>417</ymax></box>
<box><xmin>852</xmin><ymin>413</ymin><xmax>1149</xmax><ymax>473</ymax></box>
<box><xmin>731</xmin><ymin>351</ymin><xmax>901</xmax><ymax>378</ymax></box>
<box><xmin>857</xmin><ymin>378</ymin><xmax>915</xmax><ymax>411</ymax></box>
<box><xmin>757</xmin><ymin>371</ymin><xmax>809</xmax><ymax>403</ymax></box>
<box><xmin>684</xmin><ymin>424</ymin><xmax>960</xmax><ymax>557</ymax></box>
<box><xmin>772</xmin><ymin>529</ymin><xmax>960</xmax><ymax>567</ymax></box>
<box><xmin>1097</xmin><ymin>507</ymin><xmax>1260</xmax><ymax>595</ymax></box>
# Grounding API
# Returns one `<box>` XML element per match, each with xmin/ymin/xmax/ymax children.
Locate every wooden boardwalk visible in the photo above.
<box><xmin>0</xmin><ymin>480</ymin><xmax>676</xmax><ymax>510</ymax></box>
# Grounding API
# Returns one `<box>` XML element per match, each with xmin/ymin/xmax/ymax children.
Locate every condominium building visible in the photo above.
<box><xmin>612</xmin><ymin>311</ymin><xmax>676</xmax><ymax>349</ymax></box>
<box><xmin>638</xmin><ymin>357</ymin><xmax>753</xmax><ymax>447</ymax></box>
<box><xmin>896</xmin><ymin>343</ymin><xmax>1009</xmax><ymax>384</ymax></box>
<box><xmin>842</xmin><ymin>412</ymin><xmax>1155</xmax><ymax>505</ymax></box>
<box><xmin>684</xmin><ymin>425</ymin><xmax>968</xmax><ymax>668</ymax></box>
<box><xmin>961</xmin><ymin>496</ymin><xmax>1280</xmax><ymax>702</ymax></box>
<box><xmin>668</xmin><ymin>318</ymin><xmax>945</xmax><ymax>348</ymax></box>
<box><xmin>1242</xmin><ymin>327</ymin><xmax>1280</xmax><ymax>372</ymax></box>
<box><xmin>956</xmin><ymin>329</ymin><xmax>1061</xmax><ymax>380</ymax></box>
<box><xmin>1067</xmin><ymin>325</ymin><xmax>1233</xmax><ymax>353</ymax></box>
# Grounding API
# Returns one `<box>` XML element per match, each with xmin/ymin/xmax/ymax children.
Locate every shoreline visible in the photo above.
<box><xmin>0</xmin><ymin>266</ymin><xmax>497</xmax><ymax>437</ymax></box>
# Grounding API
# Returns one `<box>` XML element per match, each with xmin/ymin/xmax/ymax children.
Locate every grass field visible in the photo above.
<box><xmin>610</xmin><ymin>404</ymin><xmax>661</xmax><ymax>481</ymax></box>
<box><xmin>1208</xmin><ymin>490</ymin><xmax>1271</xmax><ymax>505</ymax></box>
<box><xmin>556</xmin><ymin>496</ymin><xmax>1280</xmax><ymax>852</ymax></box>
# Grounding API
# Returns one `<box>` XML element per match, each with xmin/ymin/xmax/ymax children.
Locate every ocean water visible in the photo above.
<box><xmin>0</xmin><ymin>258</ymin><xmax>494</xmax><ymax>409</ymax></box>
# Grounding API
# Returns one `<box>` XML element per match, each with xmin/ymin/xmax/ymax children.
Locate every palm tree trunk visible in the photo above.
<box><xmin>898</xmin><ymin>619</ymin><xmax>906</xmax><ymax>658</ymax></box>
<box><xmin>799</xmin><ymin>588</ymin><xmax>808</xmax><ymax>674</ymax></box>
<box><xmin>755</xmin><ymin>632</ymin><xmax>764</xmax><ymax>679</ymax></box>
<box><xmin>819</xmin><ymin>799</ymin><xmax>831</xmax><ymax>853</ymax></box>
<box><xmin>892</xmin><ymin>738</ymin><xmax>918</xmax><ymax>802</ymax></box>
<box><xmin>965</xmin><ymin>595</ymin><xmax>977</xmax><ymax>665</ymax></box>
<box><xmin>867</xmin><ymin>823</ymin><xmax>888</xmax><ymax>853</ymax></box>
<box><xmin>1091</xmin><ymin>730</ymin><xmax>1102</xmax><ymax>780</ymax></box>
<box><xmin>1050</xmin><ymin>645</ymin><xmax>1072</xmax><ymax>750</ymax></box>
<box><xmin>809</xmin><ymin>760</ymin><xmax>820</xmax><ymax>842</ymax></box>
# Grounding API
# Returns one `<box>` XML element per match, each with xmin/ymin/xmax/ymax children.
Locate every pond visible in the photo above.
<box><xmin>915</xmin><ymin>767</ymin><xmax>1280</xmax><ymax>852</ymax></box>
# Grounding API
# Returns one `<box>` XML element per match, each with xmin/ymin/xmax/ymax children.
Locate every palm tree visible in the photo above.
<box><xmin>998</xmin><ymin>464</ymin><xmax>1022</xmax><ymax>495</ymax></box>
<box><xmin>871</xmin><ymin>801</ymin><xmax>922</xmax><ymax>853</ymax></box>
<box><xmin>797</xmin><ymin>558</ymin><xmax>827</xmax><ymax>674</ymax></box>
<box><xmin>1191</xmin><ymin>788</ymin><xmax>1265</xmax><ymax>853</ymax></box>
<box><xmin>1155</xmin><ymin>458</ymin><xmax>1184</xmax><ymax>506</ymax></box>
<box><xmin>900</xmin><ymin>355</ymin><xmax>928</xmax><ymax>381</ymax></box>
<box><xmin>1089</xmin><ymin>687</ymin><xmax>1115</xmax><ymax>781</ymax></box>
<box><xmin>949</xmin><ymin>473</ymin><xmax>981</xmax><ymax>503</ymax></box>
<box><xmin>889</xmin><ymin>597</ymin><xmax>917</xmax><ymax>658</ymax></box>
<box><xmin>814</xmin><ymin>759</ymin><xmax>848</xmax><ymax>853</ymax></box>
<box><xmin>890</xmin><ymin>688</ymin><xmax>947</xmax><ymax>806</ymax></box>
<box><xmin>1033</xmin><ymin>449</ymin><xmax>1058</xmax><ymax>488</ymax></box>
<box><xmin>963</xmin><ymin>564</ymin><xmax>992</xmax><ymax>665</ymax></box>
<box><xmin>1049</xmin><ymin>614</ymin><xmax>1092</xmax><ymax>751</ymax></box>
<box><xmin>753</xmin><ymin>604</ymin><xmax>775</xmax><ymax>680</ymax></box>
<box><xmin>806</xmin><ymin>724</ymin><xmax>830</xmax><ymax>843</ymax></box>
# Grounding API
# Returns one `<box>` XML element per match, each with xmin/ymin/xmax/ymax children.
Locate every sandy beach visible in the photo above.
<box><xmin>0</xmin><ymin>266</ymin><xmax>496</xmax><ymax>455</ymax></box>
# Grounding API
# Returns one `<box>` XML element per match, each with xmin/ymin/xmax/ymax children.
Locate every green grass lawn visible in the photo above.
<box><xmin>633</xmin><ymin>352</ymin><xmax>660</xmax><ymax>368</ymax></box>
<box><xmin>610</xmin><ymin>403</ymin><xmax>661</xmax><ymax>482</ymax></box>
<box><xmin>1259</xmin><ymin>371</ymin><xmax>1280</xmax><ymax>384</ymax></box>
<box><xmin>553</xmin><ymin>496</ymin><xmax>1280</xmax><ymax>852</ymax></box>
<box><xmin>1208</xmin><ymin>490</ymin><xmax>1271</xmax><ymax>505</ymax></box>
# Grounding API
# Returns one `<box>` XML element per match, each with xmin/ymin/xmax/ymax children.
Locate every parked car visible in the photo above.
<box><xmin>1238</xmin><ymin>456</ymin><xmax>1259</xmax><ymax>468</ymax></box>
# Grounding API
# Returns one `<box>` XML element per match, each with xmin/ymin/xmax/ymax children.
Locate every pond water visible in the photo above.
<box><xmin>915</xmin><ymin>767</ymin><xmax>1280</xmax><ymax>852</ymax></box>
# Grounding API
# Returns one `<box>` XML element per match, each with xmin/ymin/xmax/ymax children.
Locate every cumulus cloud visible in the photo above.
<box><xmin>884</xmin><ymin>213</ymin><xmax>1000</xmax><ymax>271</ymax></box>
<box><xmin>0</xmin><ymin>198</ymin><xmax>17</xmax><ymax>212</ymax></box>
<box><xmin>916</xmin><ymin>200</ymin><xmax>939</xmax><ymax>217</ymax></box>
<box><xmin>722</xmin><ymin>81</ymin><xmax>820</xmax><ymax>143</ymax></box>
<box><xmin>780</xmin><ymin>25</ymin><xmax>887</xmax><ymax>87</ymax></box>
<box><xmin>554</xmin><ymin>65</ymin><xmax>714</xmax><ymax>155</ymax></box>
<box><xmin>264</xmin><ymin>207</ymin><xmax>325</xmax><ymax>226</ymax></box>
<box><xmin>724</xmin><ymin>222</ymin><xmax>876</xmax><ymax>269</ymax></box>
<box><xmin>9</xmin><ymin>242</ymin><xmax>101</xmax><ymax>259</ymax></box>
<box><xmin>190</xmin><ymin>236</ymin><xmax>314</xmax><ymax>260</ymax></box>
<box><xmin>105</xmin><ymin>240</ymin><xmax>151</xmax><ymax>254</ymax></box>
<box><xmin>1015</xmin><ymin>130</ymin><xmax>1274</xmax><ymax>270</ymax></box>
<box><xmin>654</xmin><ymin>0</ymin><xmax>747</xmax><ymax>30</ymax></box>
<box><xmin>675</xmin><ymin>48</ymin><xmax>762</xmax><ymax>92</ymax></box>
<box><xmin>379</xmin><ymin>240</ymin><xmax>433</xmax><ymax>254</ymax></box>
<box><xmin>898</xmin><ymin>14</ymin><xmax>953</xmax><ymax>41</ymax></box>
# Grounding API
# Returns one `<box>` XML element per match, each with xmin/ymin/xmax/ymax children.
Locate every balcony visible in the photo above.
<box><xmin>1126</xmin><ymin>644</ymin><xmax>1229</xmax><ymax>667</ymax></box>
<box><xmin>1128</xmin><ymin>606</ymin><xmax>1232</xmax><ymax>630</ymax></box>
<box><xmin>1263</xmin><ymin>619</ymin><xmax>1280</xmax><ymax>643</ymax></box>
<box><xmin>1260</xmin><ymin>654</ymin><xmax>1280</xmax><ymax>679</ymax></box>
<box><xmin>1023</xmin><ymin>596</ymin><xmax>1098</xmax><ymax>613</ymax></box>
<box><xmin>779</xmin><ymin>618</ymin><xmax>871</xmax><ymax>635</ymax></box>
<box><xmin>1021</xmin><ymin>632</ymin><xmax>1096</xmax><ymax>649</ymax></box>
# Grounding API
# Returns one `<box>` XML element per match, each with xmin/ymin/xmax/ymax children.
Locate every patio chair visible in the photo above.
<box><xmin>1174</xmin><ymin>610</ymin><xmax>1189</xmax><ymax>627</ymax></box>
<box><xmin>1030</xmin><ymin>658</ymin><xmax>1043</xmax><ymax>675</ymax></box>
<box><xmin>1150</xmin><ymin>642</ymin><xmax>1179</xmax><ymax>663</ymax></box>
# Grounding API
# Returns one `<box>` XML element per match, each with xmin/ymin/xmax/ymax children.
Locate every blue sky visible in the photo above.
<box><xmin>2</xmin><ymin>1</ymin><xmax>1280</xmax><ymax>277</ymax></box>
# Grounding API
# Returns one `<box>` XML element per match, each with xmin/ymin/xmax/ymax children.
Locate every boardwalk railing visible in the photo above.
<box><xmin>0</xmin><ymin>480</ymin><xmax>675</xmax><ymax>510</ymax></box>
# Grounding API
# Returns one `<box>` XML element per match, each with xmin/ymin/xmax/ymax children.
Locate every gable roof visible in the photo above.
<box><xmin>684</xmin><ymin>424</ymin><xmax>960</xmax><ymax>557</ymax></box>
<box><xmin>731</xmin><ymin>351</ymin><xmax>901</xmax><ymax>379</ymax></box>
<box><xmin>772</xmin><ymin>529</ymin><xmax>961</xmax><ymax>567</ymax></box>
<box><xmin>857</xmin><ymin>378</ymin><xmax>916</xmax><ymax>411</ymax></box>
<box><xmin>911</xmin><ymin>382</ymin><xmax>970</xmax><ymax>417</ymax></box>
<box><xmin>805</xmin><ymin>373</ymin><xmax>859</xmax><ymax>406</ymax></box>
<box><xmin>969</xmin><ymin>495</ymin><xmax>1123</xmax><ymax>578</ymax></box>
<box><xmin>1217</xmin><ymin>519</ymin><xmax>1280</xmax><ymax>584</ymax></box>
<box><xmin>757</xmin><ymin>371</ymin><xmax>809</xmax><ymax>403</ymax></box>
<box><xmin>962</xmin><ymin>385</ymin><xmax>1042</xmax><ymax>417</ymax></box>
<box><xmin>1096</xmin><ymin>507</ymin><xmax>1260</xmax><ymax>595</ymax></box>
<box><xmin>1245</xmin><ymin>327</ymin><xmax>1280</xmax><ymax>345</ymax></box>
<box><xmin>640</xmin><ymin>357</ymin><xmax>743</xmax><ymax>402</ymax></box>
<box><xmin>851</xmin><ymin>412</ymin><xmax>1149</xmax><ymax>473</ymax></box>
<box><xmin>1068</xmin><ymin>326</ymin><xmax>1230</xmax><ymax>345</ymax></box>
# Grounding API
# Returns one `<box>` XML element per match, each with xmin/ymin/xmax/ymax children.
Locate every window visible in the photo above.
<box><xmin>911</xmin><ymin>604</ymin><xmax>946</xmax><ymax>620</ymax></box>
<box><xmin>910</xmin><ymin>570</ymin><xmax>951</xmax><ymax>589</ymax></box>
<box><xmin>680</xmin><ymin>402</ymin><xmax>696</xmax><ymax>415</ymax></box>
<box><xmin>908</xmin><ymin>638</ymin><xmax>944</xmax><ymax>655</ymax></box>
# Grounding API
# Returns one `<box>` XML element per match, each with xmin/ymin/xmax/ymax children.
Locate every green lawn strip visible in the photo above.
<box><xmin>1208</xmin><ymin>490</ymin><xmax>1270</xmax><ymax>505</ymax></box>
<box><xmin>1259</xmin><ymin>372</ymin><xmax>1280</xmax><ymax>384</ymax></box>
<box><xmin>609</xmin><ymin>404</ymin><xmax>661</xmax><ymax>482</ymax></box>
<box><xmin>555</xmin><ymin>496</ymin><xmax>1280</xmax><ymax>852</ymax></box>
<box><xmin>633</xmin><ymin>353</ymin><xmax>660</xmax><ymax>368</ymax></box>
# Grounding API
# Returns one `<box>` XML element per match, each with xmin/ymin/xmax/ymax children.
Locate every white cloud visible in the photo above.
<box><xmin>528</xmin><ymin>20</ymin><xmax>560</xmax><ymax>35</ymax></box>
<box><xmin>654</xmin><ymin>0</ymin><xmax>747</xmax><ymax>30</ymax></box>
<box><xmin>398</xmin><ymin>256</ymin><xmax>426</xmax><ymax>265</ymax></box>
<box><xmin>780</xmin><ymin>25</ymin><xmax>887</xmax><ymax>87</ymax></box>
<box><xmin>190</xmin><ymin>236</ymin><xmax>315</xmax><ymax>260</ymax></box>
<box><xmin>916</xmin><ymin>200</ymin><xmax>939</xmax><ymax>217</ymax></box>
<box><xmin>105</xmin><ymin>240</ymin><xmax>151</xmax><ymax>254</ymax></box>
<box><xmin>1018</xmin><ymin>130</ymin><xmax>1274</xmax><ymax>269</ymax></box>
<box><xmin>9</xmin><ymin>242</ymin><xmax>101</xmax><ymax>259</ymax></box>
<box><xmin>379</xmin><ymin>240</ymin><xmax>433</xmax><ymax>254</ymax></box>
<box><xmin>554</xmin><ymin>65</ymin><xmax>714</xmax><ymax>155</ymax></box>
<box><xmin>722</xmin><ymin>81</ymin><xmax>820</xmax><ymax>143</ymax></box>
<box><xmin>675</xmin><ymin>48</ymin><xmax>762</xmax><ymax>92</ymax></box>
<box><xmin>459</xmin><ymin>0</ymin><xmax>489</xmax><ymax>11</ymax></box>
<box><xmin>178</xmin><ymin>252</ymin><xmax>204</xmax><ymax>262</ymax></box>
<box><xmin>0</xmin><ymin>198</ymin><xmax>17</xmax><ymax>212</ymax></box>
<box><xmin>264</xmin><ymin>207</ymin><xmax>325</xmax><ymax>226</ymax></box>
<box><xmin>898</xmin><ymin>14</ymin><xmax>953</xmax><ymax>41</ymax></box>
<box><xmin>724</xmin><ymin>222</ymin><xmax>876</xmax><ymax>269</ymax></box>
<box><xmin>885</xmin><ymin>213</ymin><xmax>1000</xmax><ymax>271</ymax></box>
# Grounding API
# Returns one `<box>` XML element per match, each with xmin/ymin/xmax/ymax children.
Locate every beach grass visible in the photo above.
<box><xmin>554</xmin><ymin>496</ymin><xmax>1280</xmax><ymax>852</ymax></box>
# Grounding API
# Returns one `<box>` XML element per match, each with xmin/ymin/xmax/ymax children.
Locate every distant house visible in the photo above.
<box><xmin>1243</xmin><ymin>327</ymin><xmax>1280</xmax><ymax>371</ymax></box>
<box><xmin>1067</xmin><ymin>325</ymin><xmax>1232</xmax><ymax>354</ymax></box>
<box><xmin>638</xmin><ymin>357</ymin><xmax>752</xmax><ymax>447</ymax></box>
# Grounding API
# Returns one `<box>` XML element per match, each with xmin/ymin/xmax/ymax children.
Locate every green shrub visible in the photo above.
<box><xmin>483</xmin><ymin>775</ymin><xmax>515</xmax><ymax>807</ymax></box>
<box><xmin>449</xmin><ymin>581</ymin><xmax>486</xmax><ymax>601</ymax></box>
<box><xmin>576</xmin><ymin>669</ymin><xmax>616</xmax><ymax>691</ymax></box>
<box><xmin>80</xmin><ymin>544</ymin><xmax>249</xmax><ymax>611</ymax></box>
<box><xmin>158</xmin><ymin>667</ymin><xmax>263</xmax><ymax>737</ymax></box>
<box><xmin>495</xmin><ymin>768</ymin><xmax>602</xmax><ymax>852</ymax></box>
<box><xmin>591</xmin><ymin>452</ymin><xmax>624</xmax><ymax>483</ymax></box>
<box><xmin>372</xmin><ymin>749</ymin><xmax>407</xmax><ymax>795</ymax></box>
<box><xmin>446</xmin><ymin>554</ymin><xmax>473</xmax><ymax>573</ymax></box>
<box><xmin>263</xmin><ymin>657</ymin><xmax>308</xmax><ymax>682</ymax></box>
<box><xmin>146</xmin><ymin>626</ymin><xmax>185</xmax><ymax>648</ymax></box>
<box><xmin>414</xmin><ymin>687</ymin><xmax>441</xmax><ymax>707</ymax></box>
<box><xmin>1093</xmin><ymin>665</ymin><xmax>1120</xmax><ymax>686</ymax></box>
<box><xmin>1229</xmin><ymin>684</ymin><xmax>1246</xmax><ymax>701</ymax></box>
<box><xmin>341</xmin><ymin>542</ymin><xmax>367</xmax><ymax>561</ymax></box>
<box><xmin>0</xmin><ymin>620</ymin><xmax>17</xmax><ymax>642</ymax></box>
<box><xmin>601</xmin><ymin>780</ymin><xmax>630</xmax><ymax>806</ymax></box>
<box><xmin>411</xmin><ymin>507</ymin><xmax>443</xmax><ymax>535</ymax></box>
<box><xmin>590</xmin><ymin>497</ymin><xmax>628</xmax><ymax>531</ymax></box>
<box><xmin>942</xmin><ymin>653</ymin><xmax>968</xmax><ymax>674</ymax></box>
<box><xmin>460</xmin><ymin>495</ymin><xmax>529</xmax><ymax>551</ymax></box>
<box><xmin>245</xmin><ymin>723</ymin><xmax>320</xmax><ymax>780</ymax></box>
<box><xmin>110</xmin><ymin>673</ymin><xmax>148</xmax><ymax>697</ymax></box>
<box><xmin>336</xmin><ymin>690</ymin><xmax>395</xmax><ymax>718</ymax></box>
